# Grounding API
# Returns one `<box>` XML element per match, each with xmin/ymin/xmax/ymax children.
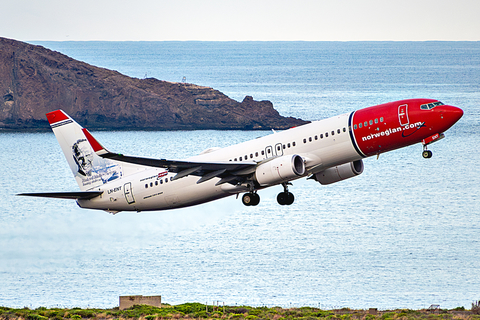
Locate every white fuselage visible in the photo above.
<box><xmin>78</xmin><ymin>113</ymin><xmax>361</xmax><ymax>211</ymax></box>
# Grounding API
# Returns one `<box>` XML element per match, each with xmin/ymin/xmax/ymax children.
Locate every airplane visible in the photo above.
<box><xmin>19</xmin><ymin>99</ymin><xmax>463</xmax><ymax>213</ymax></box>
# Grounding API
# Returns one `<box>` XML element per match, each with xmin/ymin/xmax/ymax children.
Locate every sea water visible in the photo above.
<box><xmin>0</xmin><ymin>42</ymin><xmax>479</xmax><ymax>309</ymax></box>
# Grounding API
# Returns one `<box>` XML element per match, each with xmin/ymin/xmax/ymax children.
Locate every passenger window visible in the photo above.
<box><xmin>245</xmin><ymin>155</ymin><xmax>247</xmax><ymax>159</ymax></box>
<box><xmin>303</xmin><ymin>138</ymin><xmax>306</xmax><ymax>143</ymax></box>
<box><xmin>369</xmin><ymin>120</ymin><xmax>373</xmax><ymax>125</ymax></box>
<box><xmin>293</xmin><ymin>142</ymin><xmax>296</xmax><ymax>146</ymax></box>
<box><xmin>234</xmin><ymin>158</ymin><xmax>237</xmax><ymax>161</ymax></box>
<box><xmin>150</xmin><ymin>182</ymin><xmax>153</xmax><ymax>187</ymax></box>
<box><xmin>375</xmin><ymin>118</ymin><xmax>378</xmax><ymax>124</ymax></box>
<box><xmin>283</xmin><ymin>144</ymin><xmax>286</xmax><ymax>149</ymax></box>
<box><xmin>364</xmin><ymin>121</ymin><xmax>368</xmax><ymax>127</ymax></box>
<box><xmin>325</xmin><ymin>132</ymin><xmax>329</xmax><ymax>137</ymax></box>
<box><xmin>337</xmin><ymin>129</ymin><xmax>341</xmax><ymax>134</ymax></box>
<box><xmin>276</xmin><ymin>146</ymin><xmax>280</xmax><ymax>151</ymax></box>
<box><xmin>287</xmin><ymin>143</ymin><xmax>291</xmax><ymax>148</ymax></box>
<box><xmin>261</xmin><ymin>150</ymin><xmax>265</xmax><ymax>155</ymax></box>
<box><xmin>145</xmin><ymin>184</ymin><xmax>148</xmax><ymax>188</ymax></box>
<box><xmin>309</xmin><ymin>137</ymin><xmax>312</xmax><ymax>142</ymax></box>
<box><xmin>343</xmin><ymin>127</ymin><xmax>346</xmax><ymax>132</ymax></box>
<box><xmin>320</xmin><ymin>134</ymin><xmax>323</xmax><ymax>139</ymax></box>
<box><xmin>354</xmin><ymin>124</ymin><xmax>357</xmax><ymax>130</ymax></box>
<box><xmin>359</xmin><ymin>123</ymin><xmax>362</xmax><ymax>128</ymax></box>
<box><xmin>315</xmin><ymin>135</ymin><xmax>318</xmax><ymax>140</ymax></box>
<box><xmin>331</xmin><ymin>131</ymin><xmax>335</xmax><ymax>136</ymax></box>
<box><xmin>250</xmin><ymin>154</ymin><xmax>253</xmax><ymax>158</ymax></box>
<box><xmin>255</xmin><ymin>152</ymin><xmax>258</xmax><ymax>157</ymax></box>
<box><xmin>155</xmin><ymin>181</ymin><xmax>158</xmax><ymax>186</ymax></box>
<box><xmin>380</xmin><ymin>117</ymin><xmax>384</xmax><ymax>122</ymax></box>
<box><xmin>267</xmin><ymin>149</ymin><xmax>271</xmax><ymax>154</ymax></box>
<box><xmin>160</xmin><ymin>179</ymin><xmax>163</xmax><ymax>184</ymax></box>
<box><xmin>165</xmin><ymin>178</ymin><xmax>168</xmax><ymax>183</ymax></box>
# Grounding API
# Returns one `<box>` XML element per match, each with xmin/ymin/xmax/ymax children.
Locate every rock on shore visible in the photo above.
<box><xmin>0</xmin><ymin>37</ymin><xmax>307</xmax><ymax>131</ymax></box>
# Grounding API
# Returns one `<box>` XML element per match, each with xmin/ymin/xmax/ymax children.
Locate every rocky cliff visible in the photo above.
<box><xmin>0</xmin><ymin>37</ymin><xmax>307</xmax><ymax>131</ymax></box>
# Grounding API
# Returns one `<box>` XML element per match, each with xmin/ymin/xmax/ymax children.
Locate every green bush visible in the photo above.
<box><xmin>312</xmin><ymin>311</ymin><xmax>334</xmax><ymax>318</ymax></box>
<box><xmin>26</xmin><ymin>314</ymin><xmax>49</xmax><ymax>320</ymax></box>
<box><xmin>173</xmin><ymin>303</ymin><xmax>206</xmax><ymax>314</ymax></box>
<box><xmin>119</xmin><ymin>305</ymin><xmax>163</xmax><ymax>318</ymax></box>
<box><xmin>381</xmin><ymin>312</ymin><xmax>396</xmax><ymax>320</ymax></box>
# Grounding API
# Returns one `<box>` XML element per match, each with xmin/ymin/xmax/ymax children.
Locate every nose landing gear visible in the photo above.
<box><xmin>422</xmin><ymin>146</ymin><xmax>433</xmax><ymax>159</ymax></box>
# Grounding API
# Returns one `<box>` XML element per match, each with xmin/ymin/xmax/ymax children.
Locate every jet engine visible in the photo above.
<box><xmin>254</xmin><ymin>154</ymin><xmax>305</xmax><ymax>186</ymax></box>
<box><xmin>313</xmin><ymin>160</ymin><xmax>364</xmax><ymax>185</ymax></box>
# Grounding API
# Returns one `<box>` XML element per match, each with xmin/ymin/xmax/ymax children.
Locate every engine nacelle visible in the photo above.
<box><xmin>254</xmin><ymin>154</ymin><xmax>305</xmax><ymax>186</ymax></box>
<box><xmin>313</xmin><ymin>160</ymin><xmax>364</xmax><ymax>185</ymax></box>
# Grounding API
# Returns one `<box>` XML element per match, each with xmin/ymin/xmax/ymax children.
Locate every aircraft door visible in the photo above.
<box><xmin>265</xmin><ymin>146</ymin><xmax>273</xmax><ymax>158</ymax></box>
<box><xmin>275</xmin><ymin>143</ymin><xmax>283</xmax><ymax>156</ymax></box>
<box><xmin>398</xmin><ymin>104</ymin><xmax>409</xmax><ymax>126</ymax></box>
<box><xmin>124</xmin><ymin>182</ymin><xmax>135</xmax><ymax>204</ymax></box>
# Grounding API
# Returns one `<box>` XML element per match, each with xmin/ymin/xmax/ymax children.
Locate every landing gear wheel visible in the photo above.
<box><xmin>242</xmin><ymin>192</ymin><xmax>260</xmax><ymax>206</ymax></box>
<box><xmin>422</xmin><ymin>150</ymin><xmax>433</xmax><ymax>159</ymax></box>
<box><xmin>285</xmin><ymin>192</ymin><xmax>294</xmax><ymax>205</ymax></box>
<box><xmin>277</xmin><ymin>192</ymin><xmax>294</xmax><ymax>205</ymax></box>
<box><xmin>277</xmin><ymin>192</ymin><xmax>287</xmax><ymax>205</ymax></box>
<box><xmin>250</xmin><ymin>193</ymin><xmax>260</xmax><ymax>206</ymax></box>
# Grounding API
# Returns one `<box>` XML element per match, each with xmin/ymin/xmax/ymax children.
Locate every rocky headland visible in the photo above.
<box><xmin>0</xmin><ymin>37</ymin><xmax>307</xmax><ymax>131</ymax></box>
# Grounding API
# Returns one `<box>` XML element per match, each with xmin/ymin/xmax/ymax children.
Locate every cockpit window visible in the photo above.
<box><xmin>420</xmin><ymin>101</ymin><xmax>444</xmax><ymax>110</ymax></box>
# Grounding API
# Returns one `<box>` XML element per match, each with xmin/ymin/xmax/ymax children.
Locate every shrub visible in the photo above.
<box><xmin>174</xmin><ymin>303</ymin><xmax>206</xmax><ymax>314</ymax></box>
<box><xmin>26</xmin><ymin>314</ymin><xmax>49</xmax><ymax>320</ymax></box>
<box><xmin>312</xmin><ymin>311</ymin><xmax>334</xmax><ymax>318</ymax></box>
<box><xmin>227</xmin><ymin>308</ymin><xmax>249</xmax><ymax>315</ymax></box>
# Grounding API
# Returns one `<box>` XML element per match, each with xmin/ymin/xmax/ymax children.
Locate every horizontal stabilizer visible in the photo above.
<box><xmin>17</xmin><ymin>191</ymin><xmax>103</xmax><ymax>200</ymax></box>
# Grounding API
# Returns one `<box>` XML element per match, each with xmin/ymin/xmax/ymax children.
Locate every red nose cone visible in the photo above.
<box><xmin>447</xmin><ymin>106</ymin><xmax>464</xmax><ymax>124</ymax></box>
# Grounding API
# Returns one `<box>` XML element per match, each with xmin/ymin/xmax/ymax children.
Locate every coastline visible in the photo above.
<box><xmin>1</xmin><ymin>303</ymin><xmax>479</xmax><ymax>320</ymax></box>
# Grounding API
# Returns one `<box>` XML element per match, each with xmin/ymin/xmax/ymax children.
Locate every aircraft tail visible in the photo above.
<box><xmin>46</xmin><ymin>110</ymin><xmax>142</xmax><ymax>191</ymax></box>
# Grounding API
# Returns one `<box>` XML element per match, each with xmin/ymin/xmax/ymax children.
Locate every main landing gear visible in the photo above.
<box><xmin>242</xmin><ymin>192</ymin><xmax>260</xmax><ymax>206</ymax></box>
<box><xmin>241</xmin><ymin>182</ymin><xmax>295</xmax><ymax>206</ymax></box>
<box><xmin>422</xmin><ymin>146</ymin><xmax>433</xmax><ymax>159</ymax></box>
<box><xmin>277</xmin><ymin>182</ymin><xmax>294</xmax><ymax>206</ymax></box>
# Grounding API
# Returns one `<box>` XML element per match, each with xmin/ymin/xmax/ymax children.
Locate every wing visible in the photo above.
<box><xmin>17</xmin><ymin>191</ymin><xmax>103</xmax><ymax>200</ymax></box>
<box><xmin>101</xmin><ymin>152</ymin><xmax>257</xmax><ymax>185</ymax></box>
<box><xmin>83</xmin><ymin>127</ymin><xmax>258</xmax><ymax>185</ymax></box>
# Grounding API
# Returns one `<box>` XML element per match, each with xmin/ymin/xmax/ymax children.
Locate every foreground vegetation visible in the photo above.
<box><xmin>1</xmin><ymin>303</ymin><xmax>480</xmax><ymax>320</ymax></box>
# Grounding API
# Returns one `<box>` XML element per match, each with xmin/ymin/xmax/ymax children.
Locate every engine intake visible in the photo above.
<box><xmin>255</xmin><ymin>154</ymin><xmax>305</xmax><ymax>186</ymax></box>
<box><xmin>313</xmin><ymin>160</ymin><xmax>364</xmax><ymax>185</ymax></box>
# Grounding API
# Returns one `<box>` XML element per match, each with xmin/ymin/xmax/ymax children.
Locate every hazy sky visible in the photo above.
<box><xmin>2</xmin><ymin>0</ymin><xmax>480</xmax><ymax>41</ymax></box>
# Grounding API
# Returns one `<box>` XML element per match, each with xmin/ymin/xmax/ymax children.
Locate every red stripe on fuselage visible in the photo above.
<box><xmin>351</xmin><ymin>99</ymin><xmax>462</xmax><ymax>156</ymax></box>
<box><xmin>46</xmin><ymin>110</ymin><xmax>69</xmax><ymax>124</ymax></box>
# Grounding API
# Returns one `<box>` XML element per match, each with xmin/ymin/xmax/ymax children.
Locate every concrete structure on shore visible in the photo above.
<box><xmin>119</xmin><ymin>295</ymin><xmax>162</xmax><ymax>310</ymax></box>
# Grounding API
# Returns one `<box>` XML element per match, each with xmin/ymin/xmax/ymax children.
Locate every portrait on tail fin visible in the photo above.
<box><xmin>72</xmin><ymin>139</ymin><xmax>93</xmax><ymax>176</ymax></box>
